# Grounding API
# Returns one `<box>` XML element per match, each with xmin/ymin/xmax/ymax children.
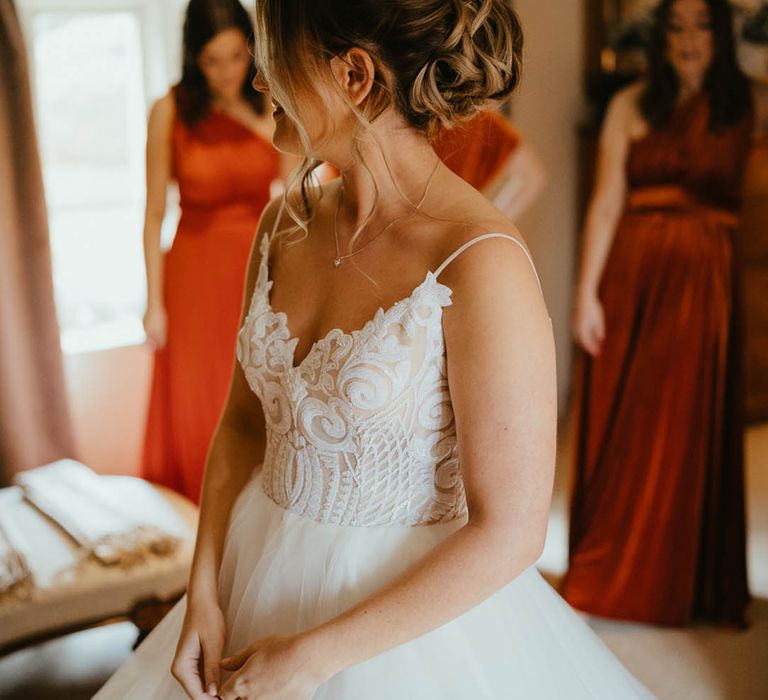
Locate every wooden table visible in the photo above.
<box><xmin>0</xmin><ymin>482</ymin><xmax>198</xmax><ymax>657</ymax></box>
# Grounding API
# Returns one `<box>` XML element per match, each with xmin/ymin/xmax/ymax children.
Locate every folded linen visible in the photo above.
<box><xmin>0</xmin><ymin>488</ymin><xmax>33</xmax><ymax>601</ymax></box>
<box><xmin>15</xmin><ymin>461</ymin><xmax>187</xmax><ymax>568</ymax></box>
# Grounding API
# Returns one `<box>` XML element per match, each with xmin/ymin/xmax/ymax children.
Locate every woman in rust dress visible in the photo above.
<box><xmin>141</xmin><ymin>0</ymin><xmax>283</xmax><ymax>503</ymax></box>
<box><xmin>564</xmin><ymin>0</ymin><xmax>754</xmax><ymax>626</ymax></box>
<box><xmin>434</xmin><ymin>111</ymin><xmax>546</xmax><ymax>220</ymax></box>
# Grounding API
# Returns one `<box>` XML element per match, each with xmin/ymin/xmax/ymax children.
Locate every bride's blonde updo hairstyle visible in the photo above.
<box><xmin>253</xmin><ymin>0</ymin><xmax>523</xmax><ymax>227</ymax></box>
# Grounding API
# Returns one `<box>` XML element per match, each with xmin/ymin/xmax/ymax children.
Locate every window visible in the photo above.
<box><xmin>19</xmin><ymin>0</ymin><xmax>181</xmax><ymax>353</ymax></box>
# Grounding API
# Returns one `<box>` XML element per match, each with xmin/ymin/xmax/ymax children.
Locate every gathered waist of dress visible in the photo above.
<box><xmin>625</xmin><ymin>185</ymin><xmax>738</xmax><ymax>227</ymax></box>
<box><xmin>178</xmin><ymin>200</ymin><xmax>265</xmax><ymax>235</ymax></box>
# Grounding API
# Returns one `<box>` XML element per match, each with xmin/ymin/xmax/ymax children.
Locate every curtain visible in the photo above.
<box><xmin>0</xmin><ymin>0</ymin><xmax>76</xmax><ymax>484</ymax></box>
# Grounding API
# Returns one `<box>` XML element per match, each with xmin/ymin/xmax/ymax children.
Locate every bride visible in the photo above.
<box><xmin>96</xmin><ymin>0</ymin><xmax>653</xmax><ymax>698</ymax></box>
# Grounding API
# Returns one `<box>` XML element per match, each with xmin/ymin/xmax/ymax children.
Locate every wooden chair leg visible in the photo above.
<box><xmin>129</xmin><ymin>596</ymin><xmax>179</xmax><ymax>649</ymax></box>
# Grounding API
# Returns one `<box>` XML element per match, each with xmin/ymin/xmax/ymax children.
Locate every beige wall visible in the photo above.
<box><xmin>63</xmin><ymin>344</ymin><xmax>152</xmax><ymax>476</ymax></box>
<box><xmin>514</xmin><ymin>0</ymin><xmax>585</xmax><ymax>412</ymax></box>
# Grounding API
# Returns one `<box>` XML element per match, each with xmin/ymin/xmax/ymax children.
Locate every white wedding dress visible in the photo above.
<box><xmin>95</xmin><ymin>233</ymin><xmax>653</xmax><ymax>699</ymax></box>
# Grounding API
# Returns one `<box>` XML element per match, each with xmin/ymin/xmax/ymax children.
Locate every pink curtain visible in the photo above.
<box><xmin>0</xmin><ymin>1</ymin><xmax>76</xmax><ymax>484</ymax></box>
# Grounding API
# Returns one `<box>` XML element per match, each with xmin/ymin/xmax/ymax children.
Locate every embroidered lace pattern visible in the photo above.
<box><xmin>236</xmin><ymin>234</ymin><xmax>467</xmax><ymax>527</ymax></box>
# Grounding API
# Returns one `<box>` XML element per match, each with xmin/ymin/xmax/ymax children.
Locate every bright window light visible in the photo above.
<box><xmin>31</xmin><ymin>11</ymin><xmax>148</xmax><ymax>353</ymax></box>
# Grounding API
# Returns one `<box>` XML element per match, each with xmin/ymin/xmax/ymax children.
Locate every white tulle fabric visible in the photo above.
<box><xmin>94</xmin><ymin>233</ymin><xmax>654</xmax><ymax>699</ymax></box>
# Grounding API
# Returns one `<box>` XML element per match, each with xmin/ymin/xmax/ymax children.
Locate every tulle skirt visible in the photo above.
<box><xmin>94</xmin><ymin>473</ymin><xmax>653</xmax><ymax>699</ymax></box>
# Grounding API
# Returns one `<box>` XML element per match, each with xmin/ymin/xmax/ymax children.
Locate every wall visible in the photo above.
<box><xmin>63</xmin><ymin>344</ymin><xmax>152</xmax><ymax>475</ymax></box>
<box><xmin>513</xmin><ymin>0</ymin><xmax>585</xmax><ymax>412</ymax></box>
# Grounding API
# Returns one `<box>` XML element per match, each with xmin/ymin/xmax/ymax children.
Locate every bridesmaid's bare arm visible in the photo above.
<box><xmin>572</xmin><ymin>83</ymin><xmax>639</xmax><ymax>356</ymax></box>
<box><xmin>142</xmin><ymin>94</ymin><xmax>174</xmax><ymax>347</ymax></box>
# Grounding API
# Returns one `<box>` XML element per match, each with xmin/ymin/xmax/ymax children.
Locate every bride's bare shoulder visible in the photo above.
<box><xmin>431</xmin><ymin>177</ymin><xmax>524</xmax><ymax>255</ymax></box>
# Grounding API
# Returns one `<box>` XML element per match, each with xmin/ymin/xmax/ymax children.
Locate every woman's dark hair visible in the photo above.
<box><xmin>640</xmin><ymin>0</ymin><xmax>752</xmax><ymax>132</ymax></box>
<box><xmin>174</xmin><ymin>0</ymin><xmax>264</xmax><ymax>124</ymax></box>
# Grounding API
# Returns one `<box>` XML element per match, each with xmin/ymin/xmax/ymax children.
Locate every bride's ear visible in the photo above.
<box><xmin>330</xmin><ymin>48</ymin><xmax>376</xmax><ymax>107</ymax></box>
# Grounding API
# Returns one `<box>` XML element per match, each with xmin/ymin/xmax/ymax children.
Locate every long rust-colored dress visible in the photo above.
<box><xmin>562</xmin><ymin>94</ymin><xmax>754</xmax><ymax>626</ymax></box>
<box><xmin>142</xmin><ymin>109</ymin><xmax>280</xmax><ymax>503</ymax></box>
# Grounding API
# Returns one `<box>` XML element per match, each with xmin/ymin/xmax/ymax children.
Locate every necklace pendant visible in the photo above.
<box><xmin>333</xmin><ymin>257</ymin><xmax>342</xmax><ymax>268</ymax></box>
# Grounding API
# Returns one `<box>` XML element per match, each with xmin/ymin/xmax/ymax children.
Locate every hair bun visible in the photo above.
<box><xmin>253</xmin><ymin>0</ymin><xmax>522</xmax><ymax>134</ymax></box>
<box><xmin>410</xmin><ymin>0</ymin><xmax>522</xmax><ymax>129</ymax></box>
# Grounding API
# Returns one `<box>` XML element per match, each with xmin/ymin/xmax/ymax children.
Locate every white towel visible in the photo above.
<box><xmin>0</xmin><ymin>488</ymin><xmax>33</xmax><ymax>600</ymax></box>
<box><xmin>15</xmin><ymin>461</ymin><xmax>187</xmax><ymax>568</ymax></box>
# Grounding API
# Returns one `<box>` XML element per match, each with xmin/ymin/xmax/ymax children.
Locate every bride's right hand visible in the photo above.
<box><xmin>573</xmin><ymin>290</ymin><xmax>605</xmax><ymax>357</ymax></box>
<box><xmin>171</xmin><ymin>598</ymin><xmax>227</xmax><ymax>699</ymax></box>
<box><xmin>143</xmin><ymin>303</ymin><xmax>168</xmax><ymax>348</ymax></box>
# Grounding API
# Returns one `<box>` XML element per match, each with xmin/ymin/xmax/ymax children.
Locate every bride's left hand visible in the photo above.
<box><xmin>217</xmin><ymin>634</ymin><xmax>331</xmax><ymax>700</ymax></box>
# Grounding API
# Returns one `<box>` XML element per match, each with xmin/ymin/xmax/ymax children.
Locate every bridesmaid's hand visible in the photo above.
<box><xmin>172</xmin><ymin>599</ymin><xmax>227</xmax><ymax>699</ymax></box>
<box><xmin>573</xmin><ymin>291</ymin><xmax>605</xmax><ymax>356</ymax></box>
<box><xmin>218</xmin><ymin>634</ymin><xmax>331</xmax><ymax>700</ymax></box>
<box><xmin>143</xmin><ymin>303</ymin><xmax>168</xmax><ymax>348</ymax></box>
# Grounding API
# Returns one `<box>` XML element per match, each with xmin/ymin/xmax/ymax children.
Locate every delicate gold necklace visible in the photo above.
<box><xmin>332</xmin><ymin>159</ymin><xmax>440</xmax><ymax>269</ymax></box>
<box><xmin>332</xmin><ymin>190</ymin><xmax>402</xmax><ymax>268</ymax></box>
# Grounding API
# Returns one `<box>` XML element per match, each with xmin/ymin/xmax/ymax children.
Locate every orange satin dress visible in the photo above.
<box><xmin>142</xmin><ymin>110</ymin><xmax>280</xmax><ymax>503</ymax></box>
<box><xmin>433</xmin><ymin>111</ymin><xmax>520</xmax><ymax>190</ymax></box>
<box><xmin>562</xmin><ymin>94</ymin><xmax>754</xmax><ymax>626</ymax></box>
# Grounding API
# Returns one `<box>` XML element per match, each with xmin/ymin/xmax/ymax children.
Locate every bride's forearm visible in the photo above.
<box><xmin>187</xmin><ymin>421</ymin><xmax>265</xmax><ymax>605</ymax></box>
<box><xmin>303</xmin><ymin>520</ymin><xmax>544</xmax><ymax>678</ymax></box>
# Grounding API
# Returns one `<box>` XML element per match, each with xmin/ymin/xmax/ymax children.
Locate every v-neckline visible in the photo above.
<box><xmin>263</xmin><ymin>265</ymin><xmax>451</xmax><ymax>372</ymax></box>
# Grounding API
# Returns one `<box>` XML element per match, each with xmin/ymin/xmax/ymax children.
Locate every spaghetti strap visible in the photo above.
<box><xmin>434</xmin><ymin>233</ymin><xmax>543</xmax><ymax>293</ymax></box>
<box><xmin>255</xmin><ymin>196</ymin><xmax>286</xmax><ymax>276</ymax></box>
<box><xmin>255</xmin><ymin>197</ymin><xmax>285</xmax><ymax>281</ymax></box>
<box><xmin>267</xmin><ymin>195</ymin><xmax>287</xmax><ymax>241</ymax></box>
<box><xmin>249</xmin><ymin>197</ymin><xmax>286</xmax><ymax>315</ymax></box>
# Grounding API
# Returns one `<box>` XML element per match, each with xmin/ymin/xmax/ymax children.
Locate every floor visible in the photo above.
<box><xmin>539</xmin><ymin>421</ymin><xmax>768</xmax><ymax>700</ymax></box>
<box><xmin>1</xmin><ymin>423</ymin><xmax>766</xmax><ymax>700</ymax></box>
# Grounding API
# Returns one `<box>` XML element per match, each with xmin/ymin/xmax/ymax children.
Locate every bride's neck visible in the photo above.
<box><xmin>336</xmin><ymin>115</ymin><xmax>440</xmax><ymax>229</ymax></box>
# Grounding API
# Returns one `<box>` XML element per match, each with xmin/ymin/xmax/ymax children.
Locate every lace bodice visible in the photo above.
<box><xmin>236</xmin><ymin>232</ymin><xmax>539</xmax><ymax>528</ymax></box>
<box><xmin>236</xmin><ymin>232</ymin><xmax>468</xmax><ymax>527</ymax></box>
